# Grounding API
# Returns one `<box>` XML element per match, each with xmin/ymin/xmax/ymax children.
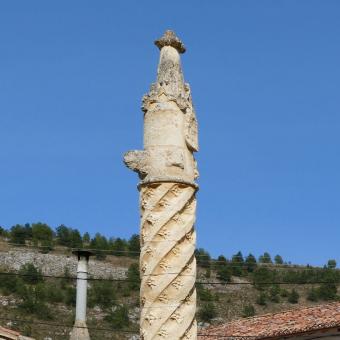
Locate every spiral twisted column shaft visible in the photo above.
<box><xmin>139</xmin><ymin>182</ymin><xmax>197</xmax><ymax>340</ymax></box>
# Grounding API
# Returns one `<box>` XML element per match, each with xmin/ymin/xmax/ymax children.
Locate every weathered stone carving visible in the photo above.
<box><xmin>124</xmin><ymin>30</ymin><xmax>198</xmax><ymax>340</ymax></box>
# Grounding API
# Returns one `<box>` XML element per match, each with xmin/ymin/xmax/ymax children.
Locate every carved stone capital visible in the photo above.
<box><xmin>155</xmin><ymin>30</ymin><xmax>186</xmax><ymax>54</ymax></box>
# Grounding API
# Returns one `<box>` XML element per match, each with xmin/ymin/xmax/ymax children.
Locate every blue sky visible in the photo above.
<box><xmin>0</xmin><ymin>1</ymin><xmax>339</xmax><ymax>266</ymax></box>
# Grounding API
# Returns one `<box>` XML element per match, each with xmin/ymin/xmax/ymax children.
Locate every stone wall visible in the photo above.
<box><xmin>0</xmin><ymin>250</ymin><xmax>127</xmax><ymax>279</ymax></box>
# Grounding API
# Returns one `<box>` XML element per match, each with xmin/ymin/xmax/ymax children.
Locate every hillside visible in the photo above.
<box><xmin>0</xmin><ymin>224</ymin><xmax>339</xmax><ymax>339</ymax></box>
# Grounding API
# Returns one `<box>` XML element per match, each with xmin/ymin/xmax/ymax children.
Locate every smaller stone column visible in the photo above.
<box><xmin>70</xmin><ymin>250</ymin><xmax>93</xmax><ymax>340</ymax></box>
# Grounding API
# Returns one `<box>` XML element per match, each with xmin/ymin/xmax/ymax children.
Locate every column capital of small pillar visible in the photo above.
<box><xmin>72</xmin><ymin>249</ymin><xmax>95</xmax><ymax>261</ymax></box>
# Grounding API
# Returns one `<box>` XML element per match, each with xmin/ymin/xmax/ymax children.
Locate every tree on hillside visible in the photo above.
<box><xmin>253</xmin><ymin>267</ymin><xmax>276</xmax><ymax>290</ymax></box>
<box><xmin>82</xmin><ymin>232</ymin><xmax>90</xmax><ymax>245</ymax></box>
<box><xmin>32</xmin><ymin>223</ymin><xmax>53</xmax><ymax>246</ymax></box>
<box><xmin>274</xmin><ymin>255</ymin><xmax>283</xmax><ymax>265</ymax></box>
<box><xmin>10</xmin><ymin>224</ymin><xmax>32</xmax><ymax>245</ymax></box>
<box><xmin>245</xmin><ymin>254</ymin><xmax>257</xmax><ymax>272</ymax></box>
<box><xmin>259</xmin><ymin>252</ymin><xmax>272</xmax><ymax>264</ymax></box>
<box><xmin>216</xmin><ymin>255</ymin><xmax>227</xmax><ymax>265</ymax></box>
<box><xmin>19</xmin><ymin>263</ymin><xmax>43</xmax><ymax>284</ymax></box>
<box><xmin>327</xmin><ymin>259</ymin><xmax>337</xmax><ymax>269</ymax></box>
<box><xmin>69</xmin><ymin>229</ymin><xmax>82</xmax><ymax>248</ymax></box>
<box><xmin>214</xmin><ymin>255</ymin><xmax>228</xmax><ymax>274</ymax></box>
<box><xmin>217</xmin><ymin>265</ymin><xmax>232</xmax><ymax>282</ymax></box>
<box><xmin>91</xmin><ymin>233</ymin><xmax>108</xmax><ymax>249</ymax></box>
<box><xmin>195</xmin><ymin>248</ymin><xmax>211</xmax><ymax>268</ymax></box>
<box><xmin>197</xmin><ymin>286</ymin><xmax>215</xmax><ymax>301</ymax></box>
<box><xmin>112</xmin><ymin>237</ymin><xmax>128</xmax><ymax>256</ymax></box>
<box><xmin>56</xmin><ymin>225</ymin><xmax>82</xmax><ymax>248</ymax></box>
<box><xmin>231</xmin><ymin>251</ymin><xmax>244</xmax><ymax>276</ymax></box>
<box><xmin>90</xmin><ymin>233</ymin><xmax>109</xmax><ymax>259</ymax></box>
<box><xmin>127</xmin><ymin>263</ymin><xmax>140</xmax><ymax>291</ymax></box>
<box><xmin>128</xmin><ymin>234</ymin><xmax>140</xmax><ymax>257</ymax></box>
<box><xmin>269</xmin><ymin>284</ymin><xmax>280</xmax><ymax>302</ymax></box>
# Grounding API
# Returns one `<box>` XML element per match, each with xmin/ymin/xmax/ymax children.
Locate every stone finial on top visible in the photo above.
<box><xmin>155</xmin><ymin>30</ymin><xmax>186</xmax><ymax>54</ymax></box>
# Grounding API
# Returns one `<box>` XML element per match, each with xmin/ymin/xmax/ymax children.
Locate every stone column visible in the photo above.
<box><xmin>124</xmin><ymin>30</ymin><xmax>199</xmax><ymax>340</ymax></box>
<box><xmin>70</xmin><ymin>250</ymin><xmax>93</xmax><ymax>340</ymax></box>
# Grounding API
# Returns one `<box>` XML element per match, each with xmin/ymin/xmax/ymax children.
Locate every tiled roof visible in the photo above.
<box><xmin>199</xmin><ymin>302</ymin><xmax>340</xmax><ymax>339</ymax></box>
<box><xmin>0</xmin><ymin>326</ymin><xmax>35</xmax><ymax>340</ymax></box>
<box><xmin>0</xmin><ymin>326</ymin><xmax>20</xmax><ymax>339</ymax></box>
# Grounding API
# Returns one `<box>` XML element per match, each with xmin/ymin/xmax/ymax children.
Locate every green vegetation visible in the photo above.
<box><xmin>288</xmin><ymin>289</ymin><xmax>300</xmax><ymax>303</ymax></box>
<box><xmin>127</xmin><ymin>263</ymin><xmax>140</xmax><ymax>291</ymax></box>
<box><xmin>259</xmin><ymin>252</ymin><xmax>272</xmax><ymax>264</ymax></box>
<box><xmin>104</xmin><ymin>305</ymin><xmax>130</xmax><ymax>329</ymax></box>
<box><xmin>197</xmin><ymin>286</ymin><xmax>216</xmax><ymax>302</ymax></box>
<box><xmin>274</xmin><ymin>255</ymin><xmax>284</xmax><ymax>265</ymax></box>
<box><xmin>242</xmin><ymin>304</ymin><xmax>255</xmax><ymax>317</ymax></box>
<box><xmin>198</xmin><ymin>302</ymin><xmax>217</xmax><ymax>322</ymax></box>
<box><xmin>0</xmin><ymin>224</ymin><xmax>339</xmax><ymax>338</ymax></box>
<box><xmin>256</xmin><ymin>291</ymin><xmax>267</xmax><ymax>306</ymax></box>
<box><xmin>245</xmin><ymin>254</ymin><xmax>257</xmax><ymax>272</ymax></box>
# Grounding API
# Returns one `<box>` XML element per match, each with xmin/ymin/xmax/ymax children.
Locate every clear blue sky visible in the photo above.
<box><xmin>1</xmin><ymin>1</ymin><xmax>339</xmax><ymax>266</ymax></box>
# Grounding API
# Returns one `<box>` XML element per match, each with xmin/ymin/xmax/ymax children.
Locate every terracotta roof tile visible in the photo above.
<box><xmin>0</xmin><ymin>326</ymin><xmax>21</xmax><ymax>339</ymax></box>
<box><xmin>199</xmin><ymin>302</ymin><xmax>340</xmax><ymax>339</ymax></box>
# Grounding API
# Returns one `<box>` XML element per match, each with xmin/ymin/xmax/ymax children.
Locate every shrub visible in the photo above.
<box><xmin>269</xmin><ymin>285</ymin><xmax>280</xmax><ymax>303</ymax></box>
<box><xmin>64</xmin><ymin>286</ymin><xmax>76</xmax><ymax>306</ymax></box>
<box><xmin>19</xmin><ymin>263</ymin><xmax>43</xmax><ymax>284</ymax></box>
<box><xmin>288</xmin><ymin>289</ymin><xmax>299</xmax><ymax>304</ymax></box>
<box><xmin>45</xmin><ymin>283</ymin><xmax>64</xmax><ymax>303</ymax></box>
<box><xmin>256</xmin><ymin>292</ymin><xmax>267</xmax><ymax>306</ymax></box>
<box><xmin>127</xmin><ymin>263</ymin><xmax>140</xmax><ymax>291</ymax></box>
<box><xmin>18</xmin><ymin>284</ymin><xmax>52</xmax><ymax>320</ymax></box>
<box><xmin>253</xmin><ymin>267</ymin><xmax>276</xmax><ymax>290</ymax></box>
<box><xmin>0</xmin><ymin>274</ymin><xmax>19</xmax><ymax>295</ymax></box>
<box><xmin>198</xmin><ymin>302</ymin><xmax>217</xmax><ymax>322</ymax></box>
<box><xmin>89</xmin><ymin>281</ymin><xmax>116</xmax><ymax>309</ymax></box>
<box><xmin>318</xmin><ymin>283</ymin><xmax>338</xmax><ymax>301</ymax></box>
<box><xmin>104</xmin><ymin>305</ymin><xmax>129</xmax><ymax>329</ymax></box>
<box><xmin>242</xmin><ymin>304</ymin><xmax>255</xmax><ymax>317</ymax></box>
<box><xmin>307</xmin><ymin>288</ymin><xmax>319</xmax><ymax>302</ymax></box>
<box><xmin>280</xmin><ymin>288</ymin><xmax>289</xmax><ymax>298</ymax></box>
<box><xmin>197</xmin><ymin>286</ymin><xmax>215</xmax><ymax>301</ymax></box>
<box><xmin>216</xmin><ymin>266</ymin><xmax>231</xmax><ymax>283</ymax></box>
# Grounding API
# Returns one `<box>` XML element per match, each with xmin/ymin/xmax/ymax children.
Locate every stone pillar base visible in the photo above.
<box><xmin>70</xmin><ymin>320</ymin><xmax>90</xmax><ymax>340</ymax></box>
